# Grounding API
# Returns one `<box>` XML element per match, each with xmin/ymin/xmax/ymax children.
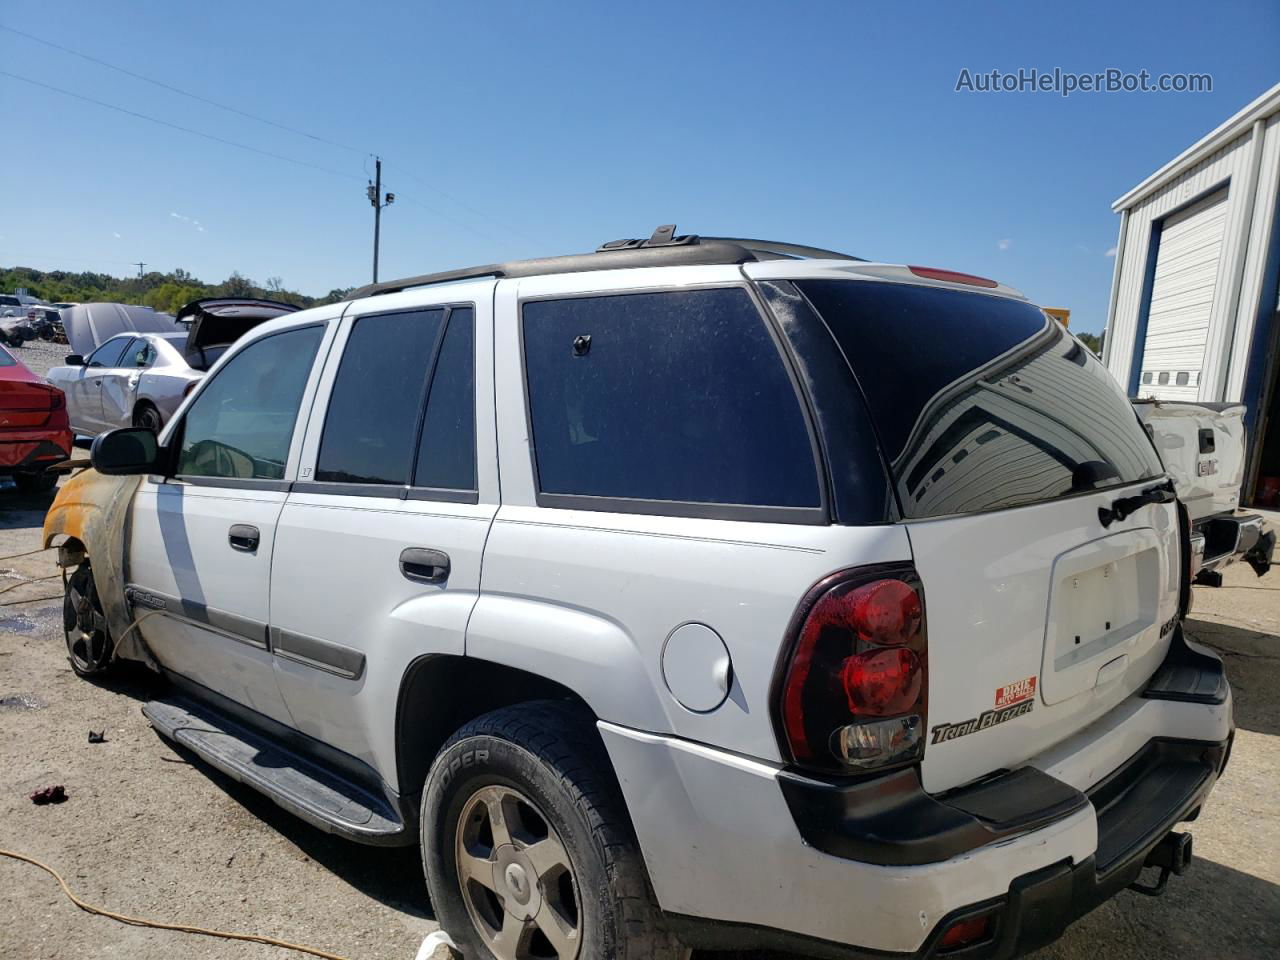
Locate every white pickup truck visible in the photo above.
<box><xmin>1134</xmin><ymin>400</ymin><xmax>1274</xmax><ymax>585</ymax></box>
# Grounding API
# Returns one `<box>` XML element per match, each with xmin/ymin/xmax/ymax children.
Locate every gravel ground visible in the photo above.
<box><xmin>5</xmin><ymin>337</ymin><xmax>69</xmax><ymax>380</ymax></box>
<box><xmin>0</xmin><ymin>487</ymin><xmax>1277</xmax><ymax>960</ymax></box>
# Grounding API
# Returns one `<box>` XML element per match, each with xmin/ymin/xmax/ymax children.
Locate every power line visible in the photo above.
<box><xmin>0</xmin><ymin>23</ymin><xmax>365</xmax><ymax>155</ymax></box>
<box><xmin>0</xmin><ymin>72</ymin><xmax>361</xmax><ymax>181</ymax></box>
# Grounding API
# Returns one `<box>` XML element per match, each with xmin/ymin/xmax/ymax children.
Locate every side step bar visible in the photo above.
<box><xmin>143</xmin><ymin>695</ymin><xmax>408</xmax><ymax>846</ymax></box>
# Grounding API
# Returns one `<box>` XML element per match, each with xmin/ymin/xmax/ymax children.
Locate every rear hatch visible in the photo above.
<box><xmin>794</xmin><ymin>277</ymin><xmax>1179</xmax><ymax>793</ymax></box>
<box><xmin>175</xmin><ymin>298</ymin><xmax>301</xmax><ymax>371</ymax></box>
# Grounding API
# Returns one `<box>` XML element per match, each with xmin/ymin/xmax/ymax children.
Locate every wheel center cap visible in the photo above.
<box><xmin>505</xmin><ymin>863</ymin><xmax>530</xmax><ymax>902</ymax></box>
<box><xmin>492</xmin><ymin>846</ymin><xmax>542</xmax><ymax>920</ymax></box>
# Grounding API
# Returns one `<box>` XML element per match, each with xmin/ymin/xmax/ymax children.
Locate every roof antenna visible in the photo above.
<box><xmin>648</xmin><ymin>224</ymin><xmax>677</xmax><ymax>246</ymax></box>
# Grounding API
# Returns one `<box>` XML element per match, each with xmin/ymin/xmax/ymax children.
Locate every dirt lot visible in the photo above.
<box><xmin>1</xmin><ymin>481</ymin><xmax>1277</xmax><ymax>960</ymax></box>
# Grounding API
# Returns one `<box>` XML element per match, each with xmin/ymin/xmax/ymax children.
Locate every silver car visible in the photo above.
<box><xmin>46</xmin><ymin>332</ymin><xmax>201</xmax><ymax>435</ymax></box>
<box><xmin>46</xmin><ymin>298</ymin><xmax>300</xmax><ymax>436</ymax></box>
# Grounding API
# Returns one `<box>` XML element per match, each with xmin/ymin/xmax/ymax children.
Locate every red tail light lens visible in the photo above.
<box><xmin>777</xmin><ymin>566</ymin><xmax>927</xmax><ymax>772</ymax></box>
<box><xmin>908</xmin><ymin>265</ymin><xmax>998</xmax><ymax>288</ymax></box>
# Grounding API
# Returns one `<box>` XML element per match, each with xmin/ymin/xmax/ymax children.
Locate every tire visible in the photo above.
<box><xmin>13</xmin><ymin>471</ymin><xmax>57</xmax><ymax>494</ymax></box>
<box><xmin>421</xmin><ymin>701</ymin><xmax>685</xmax><ymax>960</ymax></box>
<box><xmin>63</xmin><ymin>562</ymin><xmax>116</xmax><ymax>677</ymax></box>
<box><xmin>132</xmin><ymin>402</ymin><xmax>163</xmax><ymax>434</ymax></box>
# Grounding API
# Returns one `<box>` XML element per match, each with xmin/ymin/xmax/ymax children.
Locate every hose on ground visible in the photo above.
<box><xmin>0</xmin><ymin>847</ymin><xmax>356</xmax><ymax>960</ymax></box>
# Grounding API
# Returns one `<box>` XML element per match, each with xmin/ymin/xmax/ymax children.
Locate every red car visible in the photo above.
<box><xmin>0</xmin><ymin>342</ymin><xmax>72</xmax><ymax>493</ymax></box>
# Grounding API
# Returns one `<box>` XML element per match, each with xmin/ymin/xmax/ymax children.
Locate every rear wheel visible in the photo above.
<box><xmin>421</xmin><ymin>702</ymin><xmax>685</xmax><ymax>960</ymax></box>
<box><xmin>63</xmin><ymin>562</ymin><xmax>116</xmax><ymax>677</ymax></box>
<box><xmin>132</xmin><ymin>402</ymin><xmax>163</xmax><ymax>434</ymax></box>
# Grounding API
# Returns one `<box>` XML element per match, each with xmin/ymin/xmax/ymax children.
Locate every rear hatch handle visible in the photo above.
<box><xmin>1099</xmin><ymin>481</ymin><xmax>1176</xmax><ymax>529</ymax></box>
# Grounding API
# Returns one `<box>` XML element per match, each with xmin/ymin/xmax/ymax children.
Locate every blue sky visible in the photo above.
<box><xmin>1</xmin><ymin>0</ymin><xmax>1277</xmax><ymax>332</ymax></box>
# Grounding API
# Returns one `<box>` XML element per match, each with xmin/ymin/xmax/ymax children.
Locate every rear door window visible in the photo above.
<box><xmin>795</xmin><ymin>280</ymin><xmax>1163</xmax><ymax>519</ymax></box>
<box><xmin>413</xmin><ymin>307</ymin><xmax>476</xmax><ymax>492</ymax></box>
<box><xmin>316</xmin><ymin>309</ymin><xmax>445</xmax><ymax>487</ymax></box>
<box><xmin>522</xmin><ymin>288</ymin><xmax>821</xmax><ymax>516</ymax></box>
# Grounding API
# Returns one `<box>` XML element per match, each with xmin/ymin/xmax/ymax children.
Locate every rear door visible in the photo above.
<box><xmin>100</xmin><ymin>337</ymin><xmax>152</xmax><ymax>428</ymax></box>
<box><xmin>781</xmin><ymin>272</ymin><xmax>1178</xmax><ymax>793</ymax></box>
<box><xmin>269</xmin><ymin>282</ymin><xmax>497</xmax><ymax>777</ymax></box>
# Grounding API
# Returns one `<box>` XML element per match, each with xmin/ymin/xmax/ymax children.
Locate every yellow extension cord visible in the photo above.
<box><xmin>0</xmin><ymin>847</ymin><xmax>356</xmax><ymax>960</ymax></box>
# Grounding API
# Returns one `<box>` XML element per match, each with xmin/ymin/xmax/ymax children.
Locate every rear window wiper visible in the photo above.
<box><xmin>1098</xmin><ymin>481</ymin><xmax>1176</xmax><ymax>528</ymax></box>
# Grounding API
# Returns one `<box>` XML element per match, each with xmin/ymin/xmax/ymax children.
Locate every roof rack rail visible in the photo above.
<box><xmin>349</xmin><ymin>225</ymin><xmax>862</xmax><ymax>300</ymax></box>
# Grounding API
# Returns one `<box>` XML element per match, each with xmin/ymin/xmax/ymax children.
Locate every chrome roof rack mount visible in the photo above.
<box><xmin>349</xmin><ymin>225</ymin><xmax>863</xmax><ymax>300</ymax></box>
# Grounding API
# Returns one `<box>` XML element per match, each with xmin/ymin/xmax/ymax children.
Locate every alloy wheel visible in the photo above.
<box><xmin>454</xmin><ymin>784</ymin><xmax>582</xmax><ymax>960</ymax></box>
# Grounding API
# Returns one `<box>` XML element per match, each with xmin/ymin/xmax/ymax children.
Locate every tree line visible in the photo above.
<box><xmin>1</xmin><ymin>265</ymin><xmax>355</xmax><ymax>315</ymax></box>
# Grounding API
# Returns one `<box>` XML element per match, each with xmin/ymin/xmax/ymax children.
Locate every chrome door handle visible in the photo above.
<box><xmin>400</xmin><ymin>548</ymin><xmax>450</xmax><ymax>584</ymax></box>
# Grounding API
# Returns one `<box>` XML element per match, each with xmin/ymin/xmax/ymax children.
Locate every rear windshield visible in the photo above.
<box><xmin>796</xmin><ymin>279</ymin><xmax>1163</xmax><ymax>519</ymax></box>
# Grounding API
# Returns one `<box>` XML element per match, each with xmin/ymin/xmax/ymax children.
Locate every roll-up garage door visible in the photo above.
<box><xmin>1138</xmin><ymin>188</ymin><xmax>1228</xmax><ymax>400</ymax></box>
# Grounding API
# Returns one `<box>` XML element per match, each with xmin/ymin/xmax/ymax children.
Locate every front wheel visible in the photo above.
<box><xmin>421</xmin><ymin>702</ymin><xmax>685</xmax><ymax>960</ymax></box>
<box><xmin>63</xmin><ymin>562</ymin><xmax>116</xmax><ymax>677</ymax></box>
<box><xmin>132</xmin><ymin>403</ymin><xmax>163</xmax><ymax>434</ymax></box>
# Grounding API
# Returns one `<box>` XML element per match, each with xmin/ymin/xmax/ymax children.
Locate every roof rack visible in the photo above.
<box><xmin>349</xmin><ymin>225</ymin><xmax>862</xmax><ymax>300</ymax></box>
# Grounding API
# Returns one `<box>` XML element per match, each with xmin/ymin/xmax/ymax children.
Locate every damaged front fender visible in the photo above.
<box><xmin>43</xmin><ymin>468</ymin><xmax>151</xmax><ymax>667</ymax></box>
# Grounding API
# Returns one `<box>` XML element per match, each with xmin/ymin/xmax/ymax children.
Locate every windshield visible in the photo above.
<box><xmin>796</xmin><ymin>279</ymin><xmax>1164</xmax><ymax>519</ymax></box>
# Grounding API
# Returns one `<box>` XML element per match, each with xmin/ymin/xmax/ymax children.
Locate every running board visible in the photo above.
<box><xmin>142</xmin><ymin>695</ymin><xmax>408</xmax><ymax>845</ymax></box>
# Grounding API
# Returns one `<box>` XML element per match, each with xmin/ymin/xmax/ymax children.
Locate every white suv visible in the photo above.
<box><xmin>45</xmin><ymin>229</ymin><xmax>1233</xmax><ymax>960</ymax></box>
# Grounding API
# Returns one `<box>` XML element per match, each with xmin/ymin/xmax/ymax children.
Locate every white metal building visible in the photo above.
<box><xmin>1104</xmin><ymin>82</ymin><xmax>1280</xmax><ymax>507</ymax></box>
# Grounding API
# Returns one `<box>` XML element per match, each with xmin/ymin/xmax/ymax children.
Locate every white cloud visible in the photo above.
<box><xmin>170</xmin><ymin>211</ymin><xmax>207</xmax><ymax>233</ymax></box>
<box><xmin>112</xmin><ymin>232</ymin><xmax>122</xmax><ymax>239</ymax></box>
<box><xmin>1105</xmin><ymin>246</ymin><xmax>1118</xmax><ymax>257</ymax></box>
<box><xmin>997</xmin><ymin>238</ymin><xmax>1011</xmax><ymax>252</ymax></box>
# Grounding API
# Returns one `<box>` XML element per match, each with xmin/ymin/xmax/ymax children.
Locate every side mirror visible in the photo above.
<box><xmin>65</xmin><ymin>354</ymin><xmax>86</xmax><ymax>366</ymax></box>
<box><xmin>91</xmin><ymin>427</ymin><xmax>162</xmax><ymax>476</ymax></box>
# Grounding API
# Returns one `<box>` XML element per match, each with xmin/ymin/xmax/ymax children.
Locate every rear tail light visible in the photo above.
<box><xmin>776</xmin><ymin>565</ymin><xmax>927</xmax><ymax>772</ymax></box>
<box><xmin>938</xmin><ymin>913</ymin><xmax>994</xmax><ymax>951</ymax></box>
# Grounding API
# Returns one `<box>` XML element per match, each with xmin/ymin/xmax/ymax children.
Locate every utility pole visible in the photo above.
<box><xmin>134</xmin><ymin>262</ymin><xmax>146</xmax><ymax>279</ymax></box>
<box><xmin>367</xmin><ymin>156</ymin><xmax>395</xmax><ymax>283</ymax></box>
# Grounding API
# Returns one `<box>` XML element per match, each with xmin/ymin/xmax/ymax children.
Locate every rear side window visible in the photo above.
<box><xmin>796</xmin><ymin>280</ymin><xmax>1163</xmax><ymax>519</ymax></box>
<box><xmin>316</xmin><ymin>309</ymin><xmax>445</xmax><ymax>485</ymax></box>
<box><xmin>414</xmin><ymin>307</ymin><xmax>476</xmax><ymax>491</ymax></box>
<box><xmin>522</xmin><ymin>288</ymin><xmax>821</xmax><ymax>514</ymax></box>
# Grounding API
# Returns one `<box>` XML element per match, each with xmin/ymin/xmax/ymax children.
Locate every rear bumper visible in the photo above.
<box><xmin>1193</xmin><ymin>512</ymin><xmax>1273</xmax><ymax>578</ymax></box>
<box><xmin>0</xmin><ymin>436</ymin><xmax>72</xmax><ymax>474</ymax></box>
<box><xmin>602</xmin><ymin>629</ymin><xmax>1232</xmax><ymax>956</ymax></box>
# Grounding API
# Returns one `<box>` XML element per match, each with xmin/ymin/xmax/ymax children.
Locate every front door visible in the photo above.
<box><xmin>70</xmin><ymin>336</ymin><xmax>134</xmax><ymax>434</ymax></box>
<box><xmin>129</xmin><ymin>321</ymin><xmax>332</xmax><ymax>724</ymax></box>
<box><xmin>270</xmin><ymin>283</ymin><xmax>497</xmax><ymax>779</ymax></box>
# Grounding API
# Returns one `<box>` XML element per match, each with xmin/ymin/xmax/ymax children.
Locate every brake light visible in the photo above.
<box><xmin>939</xmin><ymin>914</ymin><xmax>993</xmax><ymax>950</ymax></box>
<box><xmin>777</xmin><ymin>566</ymin><xmax>928</xmax><ymax>772</ymax></box>
<box><xmin>908</xmin><ymin>265</ymin><xmax>999</xmax><ymax>288</ymax></box>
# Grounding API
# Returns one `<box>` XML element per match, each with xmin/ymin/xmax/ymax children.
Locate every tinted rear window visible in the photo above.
<box><xmin>523</xmin><ymin>288</ymin><xmax>820</xmax><ymax>512</ymax></box>
<box><xmin>796</xmin><ymin>280</ymin><xmax>1163</xmax><ymax>519</ymax></box>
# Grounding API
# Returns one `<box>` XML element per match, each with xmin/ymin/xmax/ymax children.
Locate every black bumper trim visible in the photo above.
<box><xmin>778</xmin><ymin>764</ymin><xmax>1087</xmax><ymax>867</ymax></box>
<box><xmin>1143</xmin><ymin>622</ymin><xmax>1228</xmax><ymax>704</ymax></box>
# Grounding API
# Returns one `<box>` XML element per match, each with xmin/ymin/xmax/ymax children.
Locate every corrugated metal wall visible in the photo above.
<box><xmin>1105</xmin><ymin>111</ymin><xmax>1280</xmax><ymax>404</ymax></box>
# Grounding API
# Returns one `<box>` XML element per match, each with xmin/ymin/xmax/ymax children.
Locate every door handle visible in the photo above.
<box><xmin>400</xmin><ymin>547</ymin><xmax>450</xmax><ymax>584</ymax></box>
<box><xmin>229</xmin><ymin>524</ymin><xmax>261</xmax><ymax>552</ymax></box>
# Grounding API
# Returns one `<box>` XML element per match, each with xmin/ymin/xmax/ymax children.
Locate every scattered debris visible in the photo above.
<box><xmin>0</xmin><ymin>692</ymin><xmax>46</xmax><ymax>711</ymax></box>
<box><xmin>88</xmin><ymin>730</ymin><xmax>106</xmax><ymax>744</ymax></box>
<box><xmin>30</xmin><ymin>785</ymin><xmax>67</xmax><ymax>805</ymax></box>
